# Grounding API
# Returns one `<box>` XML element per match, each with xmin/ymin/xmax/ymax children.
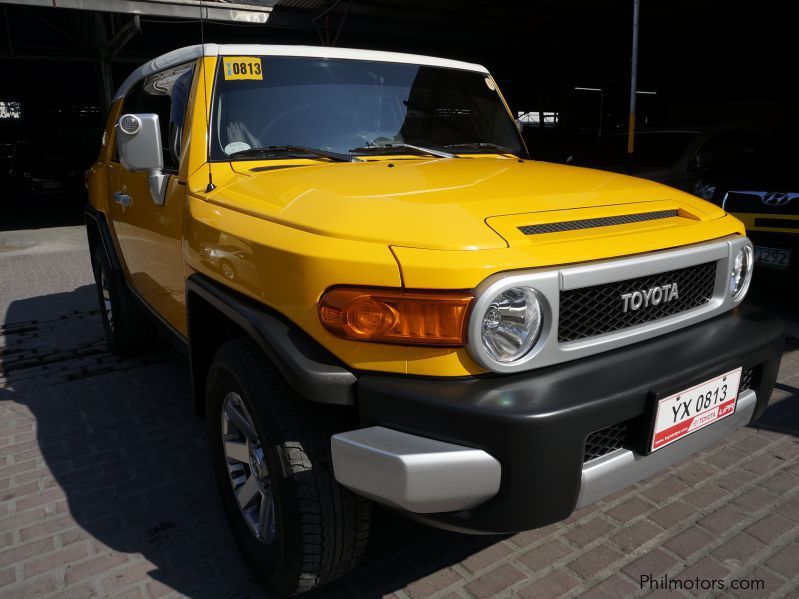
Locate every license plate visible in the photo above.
<box><xmin>42</xmin><ymin>181</ymin><xmax>61</xmax><ymax>189</ymax></box>
<box><xmin>754</xmin><ymin>246</ymin><xmax>791</xmax><ymax>269</ymax></box>
<box><xmin>650</xmin><ymin>368</ymin><xmax>741</xmax><ymax>452</ymax></box>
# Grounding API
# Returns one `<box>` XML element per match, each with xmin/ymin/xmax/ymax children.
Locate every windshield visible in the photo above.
<box><xmin>572</xmin><ymin>132</ymin><xmax>697</xmax><ymax>169</ymax></box>
<box><xmin>210</xmin><ymin>55</ymin><xmax>524</xmax><ymax>160</ymax></box>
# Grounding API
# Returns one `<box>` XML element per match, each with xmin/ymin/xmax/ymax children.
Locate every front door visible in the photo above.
<box><xmin>107</xmin><ymin>64</ymin><xmax>195</xmax><ymax>335</ymax></box>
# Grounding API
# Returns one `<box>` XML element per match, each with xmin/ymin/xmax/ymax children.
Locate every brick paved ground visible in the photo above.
<box><xmin>0</xmin><ymin>226</ymin><xmax>798</xmax><ymax>599</ymax></box>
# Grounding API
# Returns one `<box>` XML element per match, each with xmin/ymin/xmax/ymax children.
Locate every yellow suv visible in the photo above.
<box><xmin>86</xmin><ymin>44</ymin><xmax>784</xmax><ymax>595</ymax></box>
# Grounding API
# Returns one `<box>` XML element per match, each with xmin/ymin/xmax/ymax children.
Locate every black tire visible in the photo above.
<box><xmin>206</xmin><ymin>338</ymin><xmax>371</xmax><ymax>596</ymax></box>
<box><xmin>91</xmin><ymin>245</ymin><xmax>157</xmax><ymax>356</ymax></box>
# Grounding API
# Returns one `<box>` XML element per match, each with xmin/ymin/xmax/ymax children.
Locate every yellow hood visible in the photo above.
<box><xmin>205</xmin><ymin>156</ymin><xmax>727</xmax><ymax>251</ymax></box>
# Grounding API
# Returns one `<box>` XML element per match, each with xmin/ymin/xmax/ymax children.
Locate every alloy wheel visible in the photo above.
<box><xmin>220</xmin><ymin>392</ymin><xmax>276</xmax><ymax>544</ymax></box>
<box><xmin>98</xmin><ymin>262</ymin><xmax>114</xmax><ymax>332</ymax></box>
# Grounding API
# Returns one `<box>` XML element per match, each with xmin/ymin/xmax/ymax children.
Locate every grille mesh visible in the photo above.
<box><xmin>559</xmin><ymin>262</ymin><xmax>717</xmax><ymax>343</ymax></box>
<box><xmin>518</xmin><ymin>210</ymin><xmax>679</xmax><ymax>235</ymax></box>
<box><xmin>739</xmin><ymin>367</ymin><xmax>755</xmax><ymax>392</ymax></box>
<box><xmin>584</xmin><ymin>421</ymin><xmax>632</xmax><ymax>462</ymax></box>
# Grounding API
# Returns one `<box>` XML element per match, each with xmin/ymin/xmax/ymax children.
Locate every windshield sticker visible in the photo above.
<box><xmin>222</xmin><ymin>57</ymin><xmax>263</xmax><ymax>81</ymax></box>
<box><xmin>224</xmin><ymin>141</ymin><xmax>252</xmax><ymax>155</ymax></box>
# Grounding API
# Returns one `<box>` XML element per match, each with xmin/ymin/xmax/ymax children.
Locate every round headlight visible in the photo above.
<box><xmin>730</xmin><ymin>245</ymin><xmax>753</xmax><ymax>300</ymax></box>
<box><xmin>480</xmin><ymin>286</ymin><xmax>543</xmax><ymax>363</ymax></box>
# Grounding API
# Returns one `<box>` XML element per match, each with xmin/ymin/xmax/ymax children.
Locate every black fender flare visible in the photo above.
<box><xmin>186</xmin><ymin>274</ymin><xmax>357</xmax><ymax>408</ymax></box>
<box><xmin>85</xmin><ymin>205</ymin><xmax>123</xmax><ymax>272</ymax></box>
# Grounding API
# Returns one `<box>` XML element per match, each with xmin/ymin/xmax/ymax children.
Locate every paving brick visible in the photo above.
<box><xmin>23</xmin><ymin>542</ymin><xmax>89</xmax><ymax>578</ymax></box>
<box><xmin>715</xmin><ymin>469</ymin><xmax>758</xmax><ymax>492</ymax></box>
<box><xmin>1</xmin><ymin>573</ymin><xmax>60</xmax><ymax>599</ymax></box>
<box><xmin>676</xmin><ymin>461</ymin><xmax>719</xmax><ymax>486</ymax></box>
<box><xmin>99</xmin><ymin>560</ymin><xmax>157</xmax><ymax>596</ymax></box>
<box><xmin>775</xmin><ymin>496</ymin><xmax>799</xmax><ymax>523</ymax></box>
<box><xmin>759</xmin><ymin>470</ymin><xmax>799</xmax><ymax>494</ymax></box>
<box><xmin>621</xmin><ymin>547</ymin><xmax>678</xmax><ymax>582</ymax></box>
<box><xmin>764</xmin><ymin>542</ymin><xmax>799</xmax><ymax>579</ymax></box>
<box><xmin>463</xmin><ymin>563</ymin><xmax>525</xmax><ymax>598</ymax></box>
<box><xmin>0</xmin><ymin>566</ymin><xmax>16</xmax><ymax>587</ymax></box>
<box><xmin>610</xmin><ymin>519</ymin><xmax>661</xmax><ymax>553</ymax></box>
<box><xmin>568</xmin><ymin>544</ymin><xmax>623</xmax><ymax>578</ymax></box>
<box><xmin>663</xmin><ymin>527</ymin><xmax>715</xmax><ymax>560</ymax></box>
<box><xmin>641</xmin><ymin>477</ymin><xmax>691</xmax><ymax>505</ymax></box>
<box><xmin>12</xmin><ymin>487</ymin><xmax>64</xmax><ymax>512</ymax></box>
<box><xmin>516</xmin><ymin>540</ymin><xmax>573</xmax><ymax>572</ymax></box>
<box><xmin>18</xmin><ymin>515</ymin><xmax>74</xmax><ymax>542</ymax></box>
<box><xmin>65</xmin><ymin>552</ymin><xmax>130</xmax><ymax>585</ymax></box>
<box><xmin>704</xmin><ymin>448</ymin><xmax>748</xmax><ymax>469</ymax></box>
<box><xmin>734</xmin><ymin>434</ymin><xmax>773</xmax><ymax>454</ymax></box>
<box><xmin>698</xmin><ymin>504</ymin><xmax>748</xmax><ymax>535</ymax></box>
<box><xmin>583</xmin><ymin>575</ymin><xmax>640</xmax><ymax>598</ymax></box>
<box><xmin>744</xmin><ymin>513</ymin><xmax>794</xmax><ymax>545</ymax></box>
<box><xmin>741</xmin><ymin>451</ymin><xmax>789</xmax><ymax>474</ymax></box>
<box><xmin>731</xmin><ymin>487</ymin><xmax>778</xmax><ymax>513</ymax></box>
<box><xmin>606</xmin><ymin>497</ymin><xmax>652</xmax><ymax>524</ymax></box>
<box><xmin>710</xmin><ymin>532</ymin><xmax>767</xmax><ymax>565</ymax></box>
<box><xmin>563</xmin><ymin>517</ymin><xmax>613</xmax><ymax>548</ymax></box>
<box><xmin>460</xmin><ymin>541</ymin><xmax>512</xmax><ymax>574</ymax></box>
<box><xmin>404</xmin><ymin>567</ymin><xmax>462</xmax><ymax>599</ymax></box>
<box><xmin>684</xmin><ymin>484</ymin><xmax>729</xmax><ymax>509</ymax></box>
<box><xmin>517</xmin><ymin>569</ymin><xmax>579</xmax><ymax>598</ymax></box>
<box><xmin>0</xmin><ymin>537</ymin><xmax>54</xmax><ymax>569</ymax></box>
<box><xmin>647</xmin><ymin>501</ymin><xmax>696</xmax><ymax>529</ymax></box>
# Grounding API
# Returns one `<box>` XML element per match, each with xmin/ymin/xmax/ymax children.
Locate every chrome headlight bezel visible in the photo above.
<box><xmin>729</xmin><ymin>242</ymin><xmax>754</xmax><ymax>301</ymax></box>
<box><xmin>479</xmin><ymin>286</ymin><xmax>544</xmax><ymax>364</ymax></box>
<box><xmin>467</xmin><ymin>271</ymin><xmax>558</xmax><ymax>372</ymax></box>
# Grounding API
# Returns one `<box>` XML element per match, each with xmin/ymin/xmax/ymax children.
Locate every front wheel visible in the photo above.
<box><xmin>206</xmin><ymin>338</ymin><xmax>371</xmax><ymax>596</ymax></box>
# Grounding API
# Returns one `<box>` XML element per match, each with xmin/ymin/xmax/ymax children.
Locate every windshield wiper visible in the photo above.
<box><xmin>228</xmin><ymin>145</ymin><xmax>355</xmax><ymax>163</ymax></box>
<box><xmin>444</xmin><ymin>142</ymin><xmax>524</xmax><ymax>157</ymax></box>
<box><xmin>350</xmin><ymin>143</ymin><xmax>455</xmax><ymax>159</ymax></box>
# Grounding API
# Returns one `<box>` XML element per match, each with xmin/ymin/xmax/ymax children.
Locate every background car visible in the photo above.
<box><xmin>6</xmin><ymin>140</ymin><xmax>85</xmax><ymax>197</ymax></box>
<box><xmin>566</xmin><ymin>127</ymin><xmax>771</xmax><ymax>192</ymax></box>
<box><xmin>693</xmin><ymin>137</ymin><xmax>798</xmax><ymax>271</ymax></box>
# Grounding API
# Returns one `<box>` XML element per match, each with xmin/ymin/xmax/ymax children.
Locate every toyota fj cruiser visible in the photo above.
<box><xmin>86</xmin><ymin>44</ymin><xmax>784</xmax><ymax>595</ymax></box>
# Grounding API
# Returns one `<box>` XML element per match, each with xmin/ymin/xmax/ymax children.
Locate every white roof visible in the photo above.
<box><xmin>113</xmin><ymin>44</ymin><xmax>489</xmax><ymax>100</ymax></box>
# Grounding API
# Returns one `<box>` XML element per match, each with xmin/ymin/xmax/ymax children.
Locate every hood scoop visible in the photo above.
<box><xmin>518</xmin><ymin>209</ymin><xmax>679</xmax><ymax>235</ymax></box>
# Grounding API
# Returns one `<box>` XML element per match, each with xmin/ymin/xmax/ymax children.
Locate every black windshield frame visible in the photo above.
<box><xmin>208</xmin><ymin>55</ymin><xmax>526</xmax><ymax>162</ymax></box>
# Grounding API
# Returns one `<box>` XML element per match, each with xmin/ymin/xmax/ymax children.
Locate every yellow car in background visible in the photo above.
<box><xmin>86</xmin><ymin>44</ymin><xmax>784</xmax><ymax>595</ymax></box>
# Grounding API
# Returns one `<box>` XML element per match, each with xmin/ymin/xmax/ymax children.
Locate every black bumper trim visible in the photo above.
<box><xmin>356</xmin><ymin>305</ymin><xmax>784</xmax><ymax>533</ymax></box>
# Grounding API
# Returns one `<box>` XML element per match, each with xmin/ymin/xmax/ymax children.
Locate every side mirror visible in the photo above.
<box><xmin>115</xmin><ymin>113</ymin><xmax>168</xmax><ymax>206</ymax></box>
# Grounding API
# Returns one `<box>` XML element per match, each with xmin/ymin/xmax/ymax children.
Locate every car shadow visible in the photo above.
<box><xmin>0</xmin><ymin>285</ymin><xmax>503</xmax><ymax>598</ymax></box>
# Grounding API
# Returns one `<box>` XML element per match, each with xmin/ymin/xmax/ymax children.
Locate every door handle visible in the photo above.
<box><xmin>113</xmin><ymin>191</ymin><xmax>130</xmax><ymax>206</ymax></box>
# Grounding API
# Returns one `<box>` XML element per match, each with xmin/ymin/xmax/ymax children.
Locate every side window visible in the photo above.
<box><xmin>118</xmin><ymin>63</ymin><xmax>195</xmax><ymax>172</ymax></box>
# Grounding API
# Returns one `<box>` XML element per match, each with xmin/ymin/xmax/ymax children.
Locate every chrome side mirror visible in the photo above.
<box><xmin>115</xmin><ymin>113</ymin><xmax>168</xmax><ymax>206</ymax></box>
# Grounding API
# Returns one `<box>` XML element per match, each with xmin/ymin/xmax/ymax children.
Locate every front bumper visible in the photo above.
<box><xmin>333</xmin><ymin>305</ymin><xmax>783</xmax><ymax>534</ymax></box>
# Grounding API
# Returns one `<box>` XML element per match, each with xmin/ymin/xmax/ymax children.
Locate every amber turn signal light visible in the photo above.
<box><xmin>318</xmin><ymin>287</ymin><xmax>473</xmax><ymax>346</ymax></box>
